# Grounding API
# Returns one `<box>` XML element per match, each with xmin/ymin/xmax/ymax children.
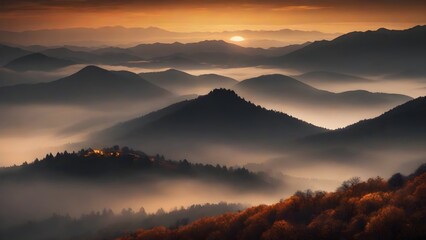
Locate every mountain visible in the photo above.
<box><xmin>140</xmin><ymin>69</ymin><xmax>237</xmax><ymax>94</ymax></box>
<box><xmin>295</xmin><ymin>71</ymin><xmax>372</xmax><ymax>84</ymax></box>
<box><xmin>0</xmin><ymin>44</ymin><xmax>32</xmax><ymax>65</ymax></box>
<box><xmin>41</xmin><ymin>47</ymin><xmax>99</xmax><ymax>63</ymax></box>
<box><xmin>0</xmin><ymin>65</ymin><xmax>171</xmax><ymax>104</ymax></box>
<box><xmin>127</xmin><ymin>40</ymin><xmax>297</xmax><ymax>58</ymax></box>
<box><xmin>277</xmin><ymin>25</ymin><xmax>426</xmax><ymax>74</ymax></box>
<box><xmin>261</xmin><ymin>42</ymin><xmax>311</xmax><ymax>56</ymax></box>
<box><xmin>304</xmin><ymin>96</ymin><xmax>426</xmax><ymax>147</ymax></box>
<box><xmin>92</xmin><ymin>89</ymin><xmax>326</xmax><ymax>156</ymax></box>
<box><xmin>6</xmin><ymin>40</ymin><xmax>308</xmax><ymax>68</ymax></box>
<box><xmin>97</xmin><ymin>41</ymin><xmax>266</xmax><ymax>68</ymax></box>
<box><xmin>94</xmin><ymin>40</ymin><xmax>306</xmax><ymax>68</ymax></box>
<box><xmin>4</xmin><ymin>53</ymin><xmax>75</xmax><ymax>71</ymax></box>
<box><xmin>116</xmin><ymin>164</ymin><xmax>426</xmax><ymax>240</ymax></box>
<box><xmin>42</xmin><ymin>47</ymin><xmax>142</xmax><ymax>64</ymax></box>
<box><xmin>234</xmin><ymin>74</ymin><xmax>411</xmax><ymax>107</ymax></box>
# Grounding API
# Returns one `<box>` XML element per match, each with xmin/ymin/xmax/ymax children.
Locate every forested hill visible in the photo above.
<box><xmin>0</xmin><ymin>146</ymin><xmax>278</xmax><ymax>190</ymax></box>
<box><xmin>117</xmin><ymin>163</ymin><xmax>426</xmax><ymax>240</ymax></box>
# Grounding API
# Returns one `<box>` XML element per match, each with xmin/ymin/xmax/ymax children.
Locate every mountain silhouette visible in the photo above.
<box><xmin>0</xmin><ymin>65</ymin><xmax>171</xmax><ymax>104</ymax></box>
<box><xmin>140</xmin><ymin>69</ymin><xmax>237</xmax><ymax>94</ymax></box>
<box><xmin>295</xmin><ymin>71</ymin><xmax>372</xmax><ymax>84</ymax></box>
<box><xmin>99</xmin><ymin>41</ymin><xmax>267</xmax><ymax>68</ymax></box>
<box><xmin>277</xmin><ymin>25</ymin><xmax>426</xmax><ymax>74</ymax></box>
<box><xmin>0</xmin><ymin>44</ymin><xmax>32</xmax><ymax>65</ymax></box>
<box><xmin>95</xmin><ymin>40</ymin><xmax>302</xmax><ymax>67</ymax></box>
<box><xmin>4</xmin><ymin>53</ymin><xmax>75</xmax><ymax>71</ymax></box>
<box><xmin>234</xmin><ymin>74</ymin><xmax>411</xmax><ymax>107</ymax></box>
<box><xmin>42</xmin><ymin>47</ymin><xmax>143</xmax><ymax>64</ymax></box>
<box><xmin>92</xmin><ymin>89</ymin><xmax>326</xmax><ymax>155</ymax></box>
<box><xmin>0</xmin><ymin>40</ymin><xmax>307</xmax><ymax>69</ymax></box>
<box><xmin>127</xmin><ymin>40</ymin><xmax>304</xmax><ymax>58</ymax></box>
<box><xmin>41</xmin><ymin>47</ymin><xmax>99</xmax><ymax>63</ymax></box>
<box><xmin>304</xmin><ymin>96</ymin><xmax>426</xmax><ymax>147</ymax></box>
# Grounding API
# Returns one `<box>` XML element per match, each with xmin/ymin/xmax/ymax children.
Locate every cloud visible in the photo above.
<box><xmin>1</xmin><ymin>0</ymin><xmax>425</xmax><ymax>12</ymax></box>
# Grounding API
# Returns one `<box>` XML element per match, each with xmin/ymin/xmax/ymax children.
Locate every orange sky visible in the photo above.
<box><xmin>1</xmin><ymin>0</ymin><xmax>425</xmax><ymax>32</ymax></box>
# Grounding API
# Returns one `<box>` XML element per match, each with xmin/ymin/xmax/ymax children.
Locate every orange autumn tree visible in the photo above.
<box><xmin>118</xmin><ymin>164</ymin><xmax>426</xmax><ymax>240</ymax></box>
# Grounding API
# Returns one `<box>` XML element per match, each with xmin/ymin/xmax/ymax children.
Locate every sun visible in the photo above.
<box><xmin>230</xmin><ymin>36</ymin><xmax>245</xmax><ymax>42</ymax></box>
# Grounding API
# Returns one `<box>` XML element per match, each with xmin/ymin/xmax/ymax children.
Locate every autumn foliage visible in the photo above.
<box><xmin>118</xmin><ymin>166</ymin><xmax>426</xmax><ymax>240</ymax></box>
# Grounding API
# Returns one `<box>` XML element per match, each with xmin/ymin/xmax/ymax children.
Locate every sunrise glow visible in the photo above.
<box><xmin>230</xmin><ymin>36</ymin><xmax>245</xmax><ymax>42</ymax></box>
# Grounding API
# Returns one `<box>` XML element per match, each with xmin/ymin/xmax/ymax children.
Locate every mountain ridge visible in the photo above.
<box><xmin>4</xmin><ymin>53</ymin><xmax>75</xmax><ymax>71</ymax></box>
<box><xmin>276</xmin><ymin>25</ymin><xmax>426</xmax><ymax>74</ymax></box>
<box><xmin>92</xmin><ymin>89</ymin><xmax>327</xmax><ymax>157</ymax></box>
<box><xmin>0</xmin><ymin>65</ymin><xmax>171</xmax><ymax>104</ymax></box>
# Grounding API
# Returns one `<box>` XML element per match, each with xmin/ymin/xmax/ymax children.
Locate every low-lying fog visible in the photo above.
<box><xmin>0</xmin><ymin>99</ymin><xmax>183</xmax><ymax>166</ymax></box>
<box><xmin>0</xmin><ymin>176</ymin><xmax>338</xmax><ymax>229</ymax></box>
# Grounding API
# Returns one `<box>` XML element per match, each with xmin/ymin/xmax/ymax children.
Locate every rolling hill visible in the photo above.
<box><xmin>0</xmin><ymin>44</ymin><xmax>32</xmax><ymax>65</ymax></box>
<box><xmin>0</xmin><ymin>65</ymin><xmax>171</xmax><ymax>104</ymax></box>
<box><xmin>140</xmin><ymin>69</ymin><xmax>237</xmax><ymax>94</ymax></box>
<box><xmin>0</xmin><ymin>146</ymin><xmax>275</xmax><ymax>189</ymax></box>
<box><xmin>234</xmin><ymin>74</ymin><xmax>411</xmax><ymax>107</ymax></box>
<box><xmin>92</xmin><ymin>89</ymin><xmax>326</xmax><ymax>156</ymax></box>
<box><xmin>4</xmin><ymin>53</ymin><xmax>75</xmax><ymax>71</ymax></box>
<box><xmin>41</xmin><ymin>47</ymin><xmax>99</xmax><ymax>63</ymax></box>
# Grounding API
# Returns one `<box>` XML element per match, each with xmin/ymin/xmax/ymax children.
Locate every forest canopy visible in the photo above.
<box><xmin>117</xmin><ymin>164</ymin><xmax>426</xmax><ymax>240</ymax></box>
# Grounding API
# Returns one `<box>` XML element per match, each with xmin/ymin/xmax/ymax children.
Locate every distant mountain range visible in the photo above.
<box><xmin>91</xmin><ymin>89</ymin><xmax>326</xmax><ymax>156</ymax></box>
<box><xmin>1</xmin><ymin>40</ymin><xmax>307</xmax><ymax>70</ymax></box>
<box><xmin>276</xmin><ymin>25</ymin><xmax>426</xmax><ymax>74</ymax></box>
<box><xmin>125</xmin><ymin>40</ymin><xmax>307</xmax><ymax>58</ymax></box>
<box><xmin>234</xmin><ymin>74</ymin><xmax>411</xmax><ymax>108</ymax></box>
<box><xmin>94</xmin><ymin>40</ymin><xmax>305</xmax><ymax>68</ymax></box>
<box><xmin>3</xmin><ymin>26</ymin><xmax>425</xmax><ymax>74</ymax></box>
<box><xmin>42</xmin><ymin>47</ymin><xmax>144</xmax><ymax>65</ymax></box>
<box><xmin>4</xmin><ymin>53</ymin><xmax>75</xmax><ymax>71</ymax></box>
<box><xmin>0</xmin><ymin>65</ymin><xmax>171</xmax><ymax>104</ymax></box>
<box><xmin>140</xmin><ymin>69</ymin><xmax>237</xmax><ymax>94</ymax></box>
<box><xmin>0</xmin><ymin>26</ymin><xmax>338</xmax><ymax>47</ymax></box>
